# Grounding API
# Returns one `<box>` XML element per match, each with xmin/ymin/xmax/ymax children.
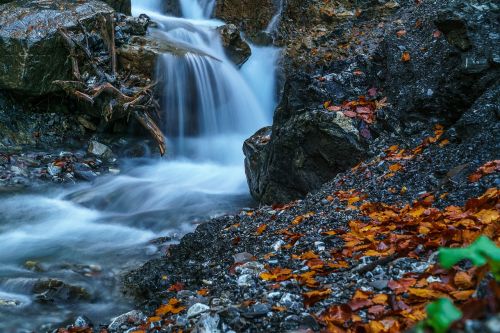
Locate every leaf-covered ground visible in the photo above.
<box><xmin>117</xmin><ymin>100</ymin><xmax>498</xmax><ymax>333</ymax></box>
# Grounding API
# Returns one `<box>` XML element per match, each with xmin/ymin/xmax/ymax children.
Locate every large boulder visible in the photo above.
<box><xmin>244</xmin><ymin>109</ymin><xmax>368</xmax><ymax>204</ymax></box>
<box><xmin>217</xmin><ymin>24</ymin><xmax>251</xmax><ymax>66</ymax></box>
<box><xmin>0</xmin><ymin>0</ymin><xmax>114</xmax><ymax>95</ymax></box>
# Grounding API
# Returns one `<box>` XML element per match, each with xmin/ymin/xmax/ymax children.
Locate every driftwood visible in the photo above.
<box><xmin>55</xmin><ymin>16</ymin><xmax>167</xmax><ymax>155</ymax></box>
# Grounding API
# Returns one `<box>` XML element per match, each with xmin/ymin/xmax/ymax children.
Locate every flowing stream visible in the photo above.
<box><xmin>0</xmin><ymin>0</ymin><xmax>280</xmax><ymax>331</ymax></box>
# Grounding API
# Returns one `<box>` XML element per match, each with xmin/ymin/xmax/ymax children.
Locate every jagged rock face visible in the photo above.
<box><xmin>214</xmin><ymin>0</ymin><xmax>276</xmax><ymax>35</ymax></box>
<box><xmin>244</xmin><ymin>109</ymin><xmax>367</xmax><ymax>204</ymax></box>
<box><xmin>217</xmin><ymin>24</ymin><xmax>252</xmax><ymax>67</ymax></box>
<box><xmin>0</xmin><ymin>0</ymin><xmax>114</xmax><ymax>95</ymax></box>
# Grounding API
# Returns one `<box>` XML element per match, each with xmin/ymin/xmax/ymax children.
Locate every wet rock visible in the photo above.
<box><xmin>24</xmin><ymin>260</ymin><xmax>45</xmax><ymax>272</ymax></box>
<box><xmin>32</xmin><ymin>279</ymin><xmax>91</xmax><ymax>303</ymax></box>
<box><xmin>88</xmin><ymin>140</ymin><xmax>113</xmax><ymax>159</ymax></box>
<box><xmin>108</xmin><ymin>310</ymin><xmax>147</xmax><ymax>331</ymax></box>
<box><xmin>0</xmin><ymin>297</ymin><xmax>21</xmax><ymax>307</ymax></box>
<box><xmin>187</xmin><ymin>303</ymin><xmax>210</xmax><ymax>318</ymax></box>
<box><xmin>0</xmin><ymin>0</ymin><xmax>114</xmax><ymax>95</ymax></box>
<box><xmin>74</xmin><ymin>315</ymin><xmax>93</xmax><ymax>328</ymax></box>
<box><xmin>193</xmin><ymin>313</ymin><xmax>221</xmax><ymax>333</ymax></box>
<box><xmin>217</xmin><ymin>24</ymin><xmax>252</xmax><ymax>67</ymax></box>
<box><xmin>244</xmin><ymin>110</ymin><xmax>367</xmax><ymax>204</ymax></box>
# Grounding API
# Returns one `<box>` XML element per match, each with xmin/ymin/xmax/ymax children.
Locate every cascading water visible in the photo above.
<box><xmin>0</xmin><ymin>0</ymin><xmax>280</xmax><ymax>331</ymax></box>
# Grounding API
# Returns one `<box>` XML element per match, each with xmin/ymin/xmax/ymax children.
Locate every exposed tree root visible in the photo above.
<box><xmin>55</xmin><ymin>16</ymin><xmax>167</xmax><ymax>155</ymax></box>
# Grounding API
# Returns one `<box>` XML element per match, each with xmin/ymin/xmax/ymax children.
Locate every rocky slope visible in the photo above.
<box><xmin>244</xmin><ymin>0</ymin><xmax>500</xmax><ymax>204</ymax></box>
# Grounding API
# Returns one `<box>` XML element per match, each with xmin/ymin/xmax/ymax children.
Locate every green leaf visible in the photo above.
<box><xmin>425</xmin><ymin>298</ymin><xmax>462</xmax><ymax>333</ymax></box>
<box><xmin>438</xmin><ymin>236</ymin><xmax>500</xmax><ymax>269</ymax></box>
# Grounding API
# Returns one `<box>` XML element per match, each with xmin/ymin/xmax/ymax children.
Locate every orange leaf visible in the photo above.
<box><xmin>407</xmin><ymin>288</ymin><xmax>447</xmax><ymax>299</ymax></box>
<box><xmin>156</xmin><ymin>298</ymin><xmax>186</xmax><ymax>316</ymax></box>
<box><xmin>260</xmin><ymin>267</ymin><xmax>293</xmax><ymax>282</ymax></box>
<box><xmin>401</xmin><ymin>51</ymin><xmax>411</xmax><ymax>62</ymax></box>
<box><xmin>197</xmin><ymin>288</ymin><xmax>209</xmax><ymax>296</ymax></box>
<box><xmin>303</xmin><ymin>289</ymin><xmax>332</xmax><ymax>307</ymax></box>
<box><xmin>256</xmin><ymin>224</ymin><xmax>267</xmax><ymax>235</ymax></box>
<box><xmin>389</xmin><ymin>163</ymin><xmax>403</xmax><ymax>172</ymax></box>
<box><xmin>372</xmin><ymin>294</ymin><xmax>388</xmax><ymax>305</ymax></box>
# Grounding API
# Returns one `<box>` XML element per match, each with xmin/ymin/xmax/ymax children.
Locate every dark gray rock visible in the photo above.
<box><xmin>217</xmin><ymin>24</ymin><xmax>252</xmax><ymax>66</ymax></box>
<box><xmin>32</xmin><ymin>279</ymin><xmax>91</xmax><ymax>303</ymax></box>
<box><xmin>244</xmin><ymin>110</ymin><xmax>367</xmax><ymax>204</ymax></box>
<box><xmin>0</xmin><ymin>0</ymin><xmax>114</xmax><ymax>95</ymax></box>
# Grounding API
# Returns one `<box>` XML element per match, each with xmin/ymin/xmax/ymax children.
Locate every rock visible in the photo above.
<box><xmin>237</xmin><ymin>274</ymin><xmax>254</xmax><ymax>287</ymax></box>
<box><xmin>0</xmin><ymin>297</ymin><xmax>21</xmax><ymax>307</ymax></box>
<box><xmin>214</xmin><ymin>0</ymin><xmax>276</xmax><ymax>35</ymax></box>
<box><xmin>217</xmin><ymin>24</ymin><xmax>252</xmax><ymax>66</ymax></box>
<box><xmin>0</xmin><ymin>0</ymin><xmax>114</xmax><ymax>95</ymax></box>
<box><xmin>24</xmin><ymin>260</ymin><xmax>45</xmax><ymax>272</ymax></box>
<box><xmin>108</xmin><ymin>310</ymin><xmax>147</xmax><ymax>331</ymax></box>
<box><xmin>88</xmin><ymin>140</ymin><xmax>113</xmax><ymax>159</ymax></box>
<box><xmin>193</xmin><ymin>313</ymin><xmax>221</xmax><ymax>333</ymax></box>
<box><xmin>74</xmin><ymin>315</ymin><xmax>93</xmax><ymax>328</ymax></box>
<box><xmin>187</xmin><ymin>303</ymin><xmax>210</xmax><ymax>319</ymax></box>
<box><xmin>244</xmin><ymin>110</ymin><xmax>367</xmax><ymax>204</ymax></box>
<box><xmin>370</xmin><ymin>279</ymin><xmax>389</xmax><ymax>290</ymax></box>
<box><xmin>32</xmin><ymin>279</ymin><xmax>91</xmax><ymax>303</ymax></box>
<box><xmin>233</xmin><ymin>252</ymin><xmax>254</xmax><ymax>264</ymax></box>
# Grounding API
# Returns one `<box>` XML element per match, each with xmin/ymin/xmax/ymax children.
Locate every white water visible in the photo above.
<box><xmin>0</xmin><ymin>0</ymin><xmax>280</xmax><ymax>331</ymax></box>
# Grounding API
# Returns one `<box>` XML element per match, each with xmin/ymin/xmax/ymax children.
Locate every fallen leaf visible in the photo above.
<box><xmin>303</xmin><ymin>289</ymin><xmax>332</xmax><ymax>307</ymax></box>
<box><xmin>256</xmin><ymin>224</ymin><xmax>267</xmax><ymax>235</ymax></box>
<box><xmin>156</xmin><ymin>298</ymin><xmax>186</xmax><ymax>316</ymax></box>
<box><xmin>401</xmin><ymin>51</ymin><xmax>411</xmax><ymax>62</ymax></box>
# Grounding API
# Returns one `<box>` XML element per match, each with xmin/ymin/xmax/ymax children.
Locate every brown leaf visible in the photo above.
<box><xmin>303</xmin><ymin>289</ymin><xmax>332</xmax><ymax>307</ymax></box>
<box><xmin>256</xmin><ymin>224</ymin><xmax>267</xmax><ymax>235</ymax></box>
<box><xmin>401</xmin><ymin>51</ymin><xmax>411</xmax><ymax>62</ymax></box>
<box><xmin>320</xmin><ymin>304</ymin><xmax>353</xmax><ymax>325</ymax></box>
<box><xmin>454</xmin><ymin>271</ymin><xmax>474</xmax><ymax>289</ymax></box>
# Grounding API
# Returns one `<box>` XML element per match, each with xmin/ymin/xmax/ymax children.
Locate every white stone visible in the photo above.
<box><xmin>187</xmin><ymin>303</ymin><xmax>210</xmax><ymax>319</ymax></box>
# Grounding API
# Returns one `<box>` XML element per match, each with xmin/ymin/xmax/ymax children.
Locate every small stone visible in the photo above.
<box><xmin>187</xmin><ymin>303</ymin><xmax>210</xmax><ymax>318</ymax></box>
<box><xmin>74</xmin><ymin>315</ymin><xmax>92</xmax><ymax>328</ymax></box>
<box><xmin>370</xmin><ymin>279</ymin><xmax>389</xmax><ymax>290</ymax></box>
<box><xmin>233</xmin><ymin>252</ymin><xmax>254</xmax><ymax>264</ymax></box>
<box><xmin>237</xmin><ymin>274</ymin><xmax>254</xmax><ymax>287</ymax></box>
